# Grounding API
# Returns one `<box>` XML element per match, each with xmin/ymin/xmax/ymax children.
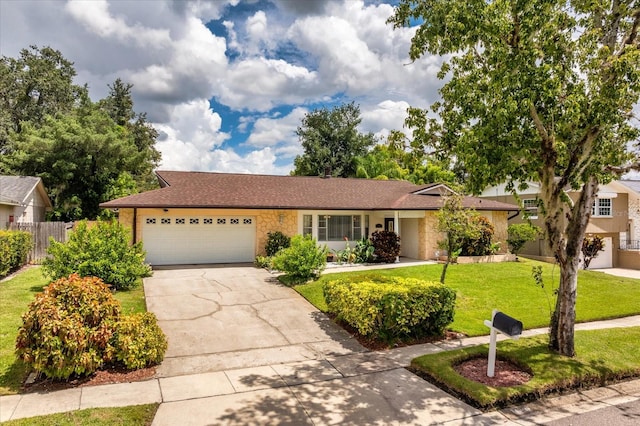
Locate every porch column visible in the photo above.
<box><xmin>394</xmin><ymin>210</ymin><xmax>400</xmax><ymax>263</ymax></box>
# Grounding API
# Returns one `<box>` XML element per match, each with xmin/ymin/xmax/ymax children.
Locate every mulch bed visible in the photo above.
<box><xmin>23</xmin><ymin>365</ymin><xmax>157</xmax><ymax>393</ymax></box>
<box><xmin>454</xmin><ymin>357</ymin><xmax>532</xmax><ymax>387</ymax></box>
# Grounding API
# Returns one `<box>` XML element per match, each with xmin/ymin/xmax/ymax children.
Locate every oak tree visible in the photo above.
<box><xmin>292</xmin><ymin>102</ymin><xmax>377</xmax><ymax>177</ymax></box>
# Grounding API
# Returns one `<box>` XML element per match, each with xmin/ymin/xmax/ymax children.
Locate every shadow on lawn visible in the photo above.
<box><xmin>0</xmin><ymin>360</ymin><xmax>29</xmax><ymax>394</ymax></box>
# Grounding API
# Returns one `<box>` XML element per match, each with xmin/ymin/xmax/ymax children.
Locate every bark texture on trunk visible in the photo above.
<box><xmin>549</xmin><ymin>256</ymin><xmax>579</xmax><ymax>356</ymax></box>
<box><xmin>545</xmin><ymin>175</ymin><xmax>599</xmax><ymax>356</ymax></box>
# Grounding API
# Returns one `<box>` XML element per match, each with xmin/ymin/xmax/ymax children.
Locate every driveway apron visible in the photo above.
<box><xmin>144</xmin><ymin>265</ymin><xmax>365</xmax><ymax>377</ymax></box>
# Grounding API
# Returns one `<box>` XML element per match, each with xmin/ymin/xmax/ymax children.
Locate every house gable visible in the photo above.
<box><xmin>0</xmin><ymin>176</ymin><xmax>52</xmax><ymax>226</ymax></box>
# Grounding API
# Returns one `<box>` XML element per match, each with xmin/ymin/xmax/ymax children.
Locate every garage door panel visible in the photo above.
<box><xmin>142</xmin><ymin>216</ymin><xmax>255</xmax><ymax>265</ymax></box>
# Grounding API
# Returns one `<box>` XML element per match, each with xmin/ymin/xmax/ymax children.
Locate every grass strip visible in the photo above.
<box><xmin>2</xmin><ymin>403</ymin><xmax>159</xmax><ymax>426</ymax></box>
<box><xmin>411</xmin><ymin>327</ymin><xmax>640</xmax><ymax>410</ymax></box>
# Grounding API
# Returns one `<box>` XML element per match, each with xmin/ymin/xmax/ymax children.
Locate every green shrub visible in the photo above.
<box><xmin>15</xmin><ymin>274</ymin><xmax>167</xmax><ymax>379</ymax></box>
<box><xmin>370</xmin><ymin>230</ymin><xmax>400</xmax><ymax>263</ymax></box>
<box><xmin>507</xmin><ymin>223</ymin><xmax>541</xmax><ymax>255</ymax></box>
<box><xmin>254</xmin><ymin>255</ymin><xmax>273</xmax><ymax>269</ymax></box>
<box><xmin>113</xmin><ymin>312</ymin><xmax>167</xmax><ymax>370</ymax></box>
<box><xmin>15</xmin><ymin>274</ymin><xmax>121</xmax><ymax>379</ymax></box>
<box><xmin>461</xmin><ymin>216</ymin><xmax>494</xmax><ymax>256</ymax></box>
<box><xmin>0</xmin><ymin>230</ymin><xmax>32</xmax><ymax>277</ymax></box>
<box><xmin>324</xmin><ymin>277</ymin><xmax>456</xmax><ymax>343</ymax></box>
<box><xmin>272</xmin><ymin>234</ymin><xmax>327</xmax><ymax>284</ymax></box>
<box><xmin>42</xmin><ymin>220</ymin><xmax>151</xmax><ymax>290</ymax></box>
<box><xmin>265</xmin><ymin>231</ymin><xmax>291</xmax><ymax>257</ymax></box>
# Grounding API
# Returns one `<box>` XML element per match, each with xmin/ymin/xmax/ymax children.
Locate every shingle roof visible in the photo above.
<box><xmin>0</xmin><ymin>176</ymin><xmax>42</xmax><ymax>206</ymax></box>
<box><xmin>100</xmin><ymin>171</ymin><xmax>518</xmax><ymax>212</ymax></box>
<box><xmin>619</xmin><ymin>180</ymin><xmax>640</xmax><ymax>194</ymax></box>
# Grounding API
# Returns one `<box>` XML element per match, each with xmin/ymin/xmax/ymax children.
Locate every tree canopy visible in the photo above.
<box><xmin>0</xmin><ymin>46</ymin><xmax>161</xmax><ymax>220</ymax></box>
<box><xmin>292</xmin><ymin>102</ymin><xmax>377</xmax><ymax>177</ymax></box>
<box><xmin>0</xmin><ymin>45</ymin><xmax>86</xmax><ymax>154</ymax></box>
<box><xmin>390</xmin><ymin>0</ymin><xmax>640</xmax><ymax>356</ymax></box>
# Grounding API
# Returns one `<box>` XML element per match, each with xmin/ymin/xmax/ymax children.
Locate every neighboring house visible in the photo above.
<box><xmin>480</xmin><ymin>180</ymin><xmax>640</xmax><ymax>270</ymax></box>
<box><xmin>100</xmin><ymin>171</ymin><xmax>518</xmax><ymax>266</ymax></box>
<box><xmin>0</xmin><ymin>176</ymin><xmax>53</xmax><ymax>229</ymax></box>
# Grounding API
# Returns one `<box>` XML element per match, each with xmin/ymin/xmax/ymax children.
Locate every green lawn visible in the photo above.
<box><xmin>0</xmin><ymin>267</ymin><xmax>148</xmax><ymax>395</ymax></box>
<box><xmin>411</xmin><ymin>327</ymin><xmax>640</xmax><ymax>409</ymax></box>
<box><xmin>2</xmin><ymin>404</ymin><xmax>158</xmax><ymax>426</ymax></box>
<box><xmin>295</xmin><ymin>259</ymin><xmax>640</xmax><ymax>336</ymax></box>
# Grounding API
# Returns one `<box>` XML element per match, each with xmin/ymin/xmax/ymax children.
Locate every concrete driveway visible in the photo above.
<box><xmin>144</xmin><ymin>265</ymin><xmax>365</xmax><ymax>377</ymax></box>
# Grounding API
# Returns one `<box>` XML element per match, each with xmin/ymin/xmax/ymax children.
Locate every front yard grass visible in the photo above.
<box><xmin>411</xmin><ymin>326</ymin><xmax>640</xmax><ymax>409</ymax></box>
<box><xmin>0</xmin><ymin>267</ymin><xmax>148</xmax><ymax>395</ymax></box>
<box><xmin>295</xmin><ymin>258</ymin><xmax>640</xmax><ymax>336</ymax></box>
<box><xmin>2</xmin><ymin>403</ymin><xmax>158</xmax><ymax>426</ymax></box>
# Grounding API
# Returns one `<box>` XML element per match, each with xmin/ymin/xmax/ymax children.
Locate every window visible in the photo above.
<box><xmin>592</xmin><ymin>198</ymin><xmax>612</xmax><ymax>217</ymax></box>
<box><xmin>161</xmin><ymin>218</ymin><xmax>171</xmax><ymax>225</ymax></box>
<box><xmin>204</xmin><ymin>218</ymin><xmax>213</xmax><ymax>224</ymax></box>
<box><xmin>175</xmin><ymin>218</ymin><xmax>185</xmax><ymax>224</ymax></box>
<box><xmin>243</xmin><ymin>218</ymin><xmax>252</xmax><ymax>225</ymax></box>
<box><xmin>217</xmin><ymin>218</ymin><xmax>226</xmax><ymax>225</ymax></box>
<box><xmin>146</xmin><ymin>218</ymin><xmax>156</xmax><ymax>224</ymax></box>
<box><xmin>190</xmin><ymin>218</ymin><xmax>199</xmax><ymax>224</ymax></box>
<box><xmin>523</xmin><ymin>199</ymin><xmax>538</xmax><ymax>219</ymax></box>
<box><xmin>318</xmin><ymin>215</ymin><xmax>362</xmax><ymax>241</ymax></box>
<box><xmin>303</xmin><ymin>215</ymin><xmax>313</xmax><ymax>236</ymax></box>
<box><xmin>230</xmin><ymin>218</ymin><xmax>239</xmax><ymax>224</ymax></box>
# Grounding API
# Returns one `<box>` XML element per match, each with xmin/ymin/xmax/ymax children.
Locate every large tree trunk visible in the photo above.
<box><xmin>548</xmin><ymin>254</ymin><xmax>580</xmax><ymax>356</ymax></box>
<box><xmin>544</xmin><ymin>175</ymin><xmax>598</xmax><ymax>356</ymax></box>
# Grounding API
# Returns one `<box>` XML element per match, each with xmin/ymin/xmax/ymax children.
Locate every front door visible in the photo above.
<box><xmin>384</xmin><ymin>218</ymin><xmax>395</xmax><ymax>232</ymax></box>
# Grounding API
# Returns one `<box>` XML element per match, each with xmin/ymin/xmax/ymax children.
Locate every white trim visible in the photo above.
<box><xmin>412</xmin><ymin>184</ymin><xmax>455</xmax><ymax>196</ymax></box>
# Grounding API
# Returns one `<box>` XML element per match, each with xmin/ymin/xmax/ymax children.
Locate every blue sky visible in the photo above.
<box><xmin>1</xmin><ymin>0</ymin><xmax>443</xmax><ymax>175</ymax></box>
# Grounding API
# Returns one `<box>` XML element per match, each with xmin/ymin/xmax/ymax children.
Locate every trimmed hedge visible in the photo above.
<box><xmin>0</xmin><ymin>230</ymin><xmax>32</xmax><ymax>278</ymax></box>
<box><xmin>324</xmin><ymin>277</ymin><xmax>456</xmax><ymax>342</ymax></box>
<box><xmin>113</xmin><ymin>312</ymin><xmax>167</xmax><ymax>369</ymax></box>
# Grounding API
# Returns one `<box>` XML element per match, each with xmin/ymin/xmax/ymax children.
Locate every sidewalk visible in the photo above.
<box><xmin>2</xmin><ymin>315</ymin><xmax>639</xmax><ymax>424</ymax></box>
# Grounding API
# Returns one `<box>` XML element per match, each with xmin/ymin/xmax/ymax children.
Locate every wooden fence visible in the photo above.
<box><xmin>9</xmin><ymin>222</ymin><xmax>73</xmax><ymax>263</ymax></box>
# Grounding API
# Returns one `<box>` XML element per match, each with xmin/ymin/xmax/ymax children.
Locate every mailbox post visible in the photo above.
<box><xmin>483</xmin><ymin>309</ymin><xmax>523</xmax><ymax>377</ymax></box>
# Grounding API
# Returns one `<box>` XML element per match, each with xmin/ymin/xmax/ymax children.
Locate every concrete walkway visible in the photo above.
<box><xmin>1</xmin><ymin>261</ymin><xmax>639</xmax><ymax>424</ymax></box>
<box><xmin>591</xmin><ymin>268</ymin><xmax>640</xmax><ymax>279</ymax></box>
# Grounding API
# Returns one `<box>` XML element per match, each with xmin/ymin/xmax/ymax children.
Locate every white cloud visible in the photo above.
<box><xmin>218</xmin><ymin>58</ymin><xmax>318</xmax><ymax>111</ymax></box>
<box><xmin>154</xmin><ymin>99</ymin><xmax>229</xmax><ymax>168</ymax></box>
<box><xmin>288</xmin><ymin>15</ymin><xmax>382</xmax><ymax>93</ymax></box>
<box><xmin>130</xmin><ymin>16</ymin><xmax>227</xmax><ymax>104</ymax></box>
<box><xmin>65</xmin><ymin>0</ymin><xmax>171</xmax><ymax>48</ymax></box>
<box><xmin>247</xmin><ymin>11</ymin><xmax>268</xmax><ymax>40</ymax></box>
<box><xmin>361</xmin><ymin>100</ymin><xmax>411</xmax><ymax>139</ymax></box>
<box><xmin>245</xmin><ymin>107</ymin><xmax>307</xmax><ymax>149</ymax></box>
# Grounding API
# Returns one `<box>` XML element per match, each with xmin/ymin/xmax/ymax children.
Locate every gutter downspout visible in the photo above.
<box><xmin>133</xmin><ymin>208</ymin><xmax>138</xmax><ymax>244</ymax></box>
<box><xmin>508</xmin><ymin>211</ymin><xmax>520</xmax><ymax>220</ymax></box>
<box><xmin>394</xmin><ymin>210</ymin><xmax>400</xmax><ymax>263</ymax></box>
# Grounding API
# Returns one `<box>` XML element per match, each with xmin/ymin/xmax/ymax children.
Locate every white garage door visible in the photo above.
<box><xmin>584</xmin><ymin>237</ymin><xmax>613</xmax><ymax>269</ymax></box>
<box><xmin>142</xmin><ymin>215</ymin><xmax>256</xmax><ymax>265</ymax></box>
